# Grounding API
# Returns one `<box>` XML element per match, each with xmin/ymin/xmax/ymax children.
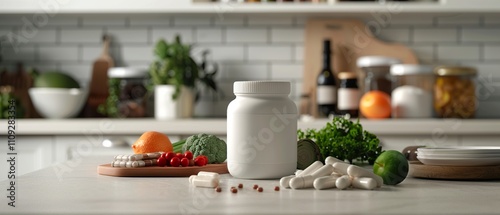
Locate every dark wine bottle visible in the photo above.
<box><xmin>316</xmin><ymin>40</ymin><xmax>336</xmax><ymax>117</ymax></box>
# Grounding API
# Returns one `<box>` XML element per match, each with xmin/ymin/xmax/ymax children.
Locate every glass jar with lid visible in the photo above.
<box><xmin>356</xmin><ymin>56</ymin><xmax>401</xmax><ymax>96</ymax></box>
<box><xmin>337</xmin><ymin>72</ymin><xmax>359</xmax><ymax>118</ymax></box>
<box><xmin>390</xmin><ymin>64</ymin><xmax>435</xmax><ymax>118</ymax></box>
<box><xmin>434</xmin><ymin>66</ymin><xmax>477</xmax><ymax>118</ymax></box>
<box><xmin>107</xmin><ymin>67</ymin><xmax>148</xmax><ymax>118</ymax></box>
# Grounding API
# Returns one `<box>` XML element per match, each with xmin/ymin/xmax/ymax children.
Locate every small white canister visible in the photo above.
<box><xmin>227</xmin><ymin>81</ymin><xmax>298</xmax><ymax>179</ymax></box>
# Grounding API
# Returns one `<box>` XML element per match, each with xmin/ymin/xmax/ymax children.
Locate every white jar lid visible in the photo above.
<box><xmin>391</xmin><ymin>64</ymin><xmax>434</xmax><ymax>76</ymax></box>
<box><xmin>356</xmin><ymin>56</ymin><xmax>401</xmax><ymax>68</ymax></box>
<box><xmin>234</xmin><ymin>81</ymin><xmax>290</xmax><ymax>95</ymax></box>
<box><xmin>108</xmin><ymin>67</ymin><xmax>148</xmax><ymax>78</ymax></box>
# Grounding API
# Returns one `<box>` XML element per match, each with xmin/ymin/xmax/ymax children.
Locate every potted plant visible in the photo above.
<box><xmin>149</xmin><ymin>35</ymin><xmax>219</xmax><ymax>119</ymax></box>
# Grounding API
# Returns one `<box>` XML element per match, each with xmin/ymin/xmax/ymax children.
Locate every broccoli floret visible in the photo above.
<box><xmin>182</xmin><ymin>133</ymin><xmax>227</xmax><ymax>164</ymax></box>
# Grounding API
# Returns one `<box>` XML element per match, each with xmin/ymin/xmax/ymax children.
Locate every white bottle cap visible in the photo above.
<box><xmin>356</xmin><ymin>56</ymin><xmax>401</xmax><ymax>68</ymax></box>
<box><xmin>233</xmin><ymin>81</ymin><xmax>290</xmax><ymax>95</ymax></box>
<box><xmin>390</xmin><ymin>64</ymin><xmax>434</xmax><ymax>76</ymax></box>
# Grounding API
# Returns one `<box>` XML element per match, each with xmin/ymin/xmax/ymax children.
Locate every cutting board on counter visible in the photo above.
<box><xmin>301</xmin><ymin>19</ymin><xmax>419</xmax><ymax>117</ymax></box>
<box><xmin>98</xmin><ymin>163</ymin><xmax>228</xmax><ymax>177</ymax></box>
<box><xmin>410</xmin><ymin>163</ymin><xmax>500</xmax><ymax>180</ymax></box>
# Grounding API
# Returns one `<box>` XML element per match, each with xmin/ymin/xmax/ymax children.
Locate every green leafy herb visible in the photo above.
<box><xmin>297</xmin><ymin>117</ymin><xmax>383</xmax><ymax>164</ymax></box>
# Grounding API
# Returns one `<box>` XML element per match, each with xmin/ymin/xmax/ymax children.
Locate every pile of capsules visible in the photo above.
<box><xmin>280</xmin><ymin>156</ymin><xmax>383</xmax><ymax>190</ymax></box>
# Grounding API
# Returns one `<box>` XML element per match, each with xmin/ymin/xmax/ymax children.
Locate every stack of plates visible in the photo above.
<box><xmin>417</xmin><ymin>147</ymin><xmax>500</xmax><ymax>166</ymax></box>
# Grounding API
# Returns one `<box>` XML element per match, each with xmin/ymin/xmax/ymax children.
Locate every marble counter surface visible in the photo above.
<box><xmin>1</xmin><ymin>156</ymin><xmax>499</xmax><ymax>214</ymax></box>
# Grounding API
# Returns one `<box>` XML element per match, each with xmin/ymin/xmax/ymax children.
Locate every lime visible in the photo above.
<box><xmin>34</xmin><ymin>72</ymin><xmax>80</xmax><ymax>88</ymax></box>
<box><xmin>373</xmin><ymin>150</ymin><xmax>409</xmax><ymax>185</ymax></box>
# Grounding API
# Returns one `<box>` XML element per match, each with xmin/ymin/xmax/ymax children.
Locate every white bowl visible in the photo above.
<box><xmin>29</xmin><ymin>88</ymin><xmax>88</xmax><ymax>118</ymax></box>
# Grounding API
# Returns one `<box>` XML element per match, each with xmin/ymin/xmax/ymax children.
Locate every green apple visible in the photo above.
<box><xmin>373</xmin><ymin>150</ymin><xmax>409</xmax><ymax>185</ymax></box>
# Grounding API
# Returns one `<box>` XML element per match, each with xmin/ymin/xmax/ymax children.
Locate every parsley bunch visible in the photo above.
<box><xmin>298</xmin><ymin>117</ymin><xmax>383</xmax><ymax>164</ymax></box>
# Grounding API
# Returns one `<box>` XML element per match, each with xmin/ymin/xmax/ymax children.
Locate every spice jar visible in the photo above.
<box><xmin>434</xmin><ymin>66</ymin><xmax>477</xmax><ymax>118</ymax></box>
<box><xmin>227</xmin><ymin>81</ymin><xmax>298</xmax><ymax>179</ymax></box>
<box><xmin>107</xmin><ymin>67</ymin><xmax>148</xmax><ymax>118</ymax></box>
<box><xmin>390</xmin><ymin>65</ymin><xmax>435</xmax><ymax>118</ymax></box>
<box><xmin>337</xmin><ymin>72</ymin><xmax>359</xmax><ymax>118</ymax></box>
<box><xmin>357</xmin><ymin>56</ymin><xmax>401</xmax><ymax>96</ymax></box>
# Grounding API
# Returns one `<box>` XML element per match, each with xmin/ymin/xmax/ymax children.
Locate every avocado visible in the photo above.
<box><xmin>34</xmin><ymin>72</ymin><xmax>80</xmax><ymax>88</ymax></box>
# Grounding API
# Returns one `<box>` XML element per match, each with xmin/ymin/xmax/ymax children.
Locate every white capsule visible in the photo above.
<box><xmin>325</xmin><ymin>156</ymin><xmax>345</xmax><ymax>165</ymax></box>
<box><xmin>280</xmin><ymin>175</ymin><xmax>295</xmax><ymax>189</ymax></box>
<box><xmin>191</xmin><ymin>176</ymin><xmax>219</xmax><ymax>188</ymax></box>
<box><xmin>197</xmin><ymin>171</ymin><xmax>220</xmax><ymax>180</ymax></box>
<box><xmin>352</xmin><ymin>177</ymin><xmax>377</xmax><ymax>190</ymax></box>
<box><xmin>189</xmin><ymin>175</ymin><xmax>197</xmax><ymax>184</ymax></box>
<box><xmin>297</xmin><ymin>161</ymin><xmax>323</xmax><ymax>177</ymax></box>
<box><xmin>332</xmin><ymin>162</ymin><xmax>352</xmax><ymax>175</ymax></box>
<box><xmin>335</xmin><ymin>175</ymin><xmax>351</xmax><ymax>190</ymax></box>
<box><xmin>331</xmin><ymin>172</ymin><xmax>343</xmax><ymax>177</ymax></box>
<box><xmin>290</xmin><ymin>165</ymin><xmax>335</xmax><ymax>189</ymax></box>
<box><xmin>313</xmin><ymin>175</ymin><xmax>339</xmax><ymax>190</ymax></box>
<box><xmin>295</xmin><ymin>170</ymin><xmax>303</xmax><ymax>176</ymax></box>
<box><xmin>347</xmin><ymin>165</ymin><xmax>383</xmax><ymax>188</ymax></box>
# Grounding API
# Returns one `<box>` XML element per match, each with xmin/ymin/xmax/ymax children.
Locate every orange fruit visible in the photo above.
<box><xmin>132</xmin><ymin>131</ymin><xmax>173</xmax><ymax>154</ymax></box>
<box><xmin>360</xmin><ymin>91</ymin><xmax>391</xmax><ymax>119</ymax></box>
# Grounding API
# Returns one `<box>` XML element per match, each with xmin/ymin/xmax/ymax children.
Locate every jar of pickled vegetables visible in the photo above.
<box><xmin>434</xmin><ymin>66</ymin><xmax>477</xmax><ymax>118</ymax></box>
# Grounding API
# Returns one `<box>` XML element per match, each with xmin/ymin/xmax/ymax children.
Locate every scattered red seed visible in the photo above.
<box><xmin>238</xmin><ymin>184</ymin><xmax>243</xmax><ymax>189</ymax></box>
<box><xmin>230</xmin><ymin>186</ymin><xmax>236</xmax><ymax>190</ymax></box>
<box><xmin>231</xmin><ymin>188</ymin><xmax>238</xmax><ymax>193</ymax></box>
<box><xmin>257</xmin><ymin>187</ymin><xmax>263</xmax><ymax>192</ymax></box>
<box><xmin>215</xmin><ymin>187</ymin><xmax>221</xmax><ymax>192</ymax></box>
<box><xmin>253</xmin><ymin>184</ymin><xmax>259</xmax><ymax>190</ymax></box>
<box><xmin>274</xmin><ymin>186</ymin><xmax>280</xmax><ymax>191</ymax></box>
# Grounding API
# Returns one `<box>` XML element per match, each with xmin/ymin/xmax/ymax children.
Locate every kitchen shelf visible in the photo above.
<box><xmin>1</xmin><ymin>0</ymin><xmax>499</xmax><ymax>14</ymax></box>
<box><xmin>4</xmin><ymin>118</ymin><xmax>500</xmax><ymax>136</ymax></box>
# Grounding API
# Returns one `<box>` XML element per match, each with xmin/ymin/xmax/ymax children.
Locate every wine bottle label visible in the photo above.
<box><xmin>338</xmin><ymin>88</ymin><xmax>359</xmax><ymax>110</ymax></box>
<box><xmin>317</xmin><ymin>86</ymin><xmax>337</xmax><ymax>104</ymax></box>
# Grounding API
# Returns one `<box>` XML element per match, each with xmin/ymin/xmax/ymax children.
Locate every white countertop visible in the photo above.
<box><xmin>2</xmin><ymin>156</ymin><xmax>500</xmax><ymax>214</ymax></box>
<box><xmin>4</xmin><ymin>118</ymin><xmax>500</xmax><ymax>136</ymax></box>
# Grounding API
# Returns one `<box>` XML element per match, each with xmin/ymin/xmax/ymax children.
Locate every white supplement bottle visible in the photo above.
<box><xmin>227</xmin><ymin>81</ymin><xmax>298</xmax><ymax>179</ymax></box>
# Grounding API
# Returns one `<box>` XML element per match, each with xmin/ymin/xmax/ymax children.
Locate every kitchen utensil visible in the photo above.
<box><xmin>97</xmin><ymin>163</ymin><xmax>228</xmax><ymax>177</ymax></box>
<box><xmin>410</xmin><ymin>163</ymin><xmax>500</xmax><ymax>180</ymax></box>
<box><xmin>302</xmin><ymin>19</ymin><xmax>418</xmax><ymax>117</ymax></box>
<box><xmin>84</xmin><ymin>35</ymin><xmax>114</xmax><ymax>117</ymax></box>
<box><xmin>29</xmin><ymin>88</ymin><xmax>88</xmax><ymax>118</ymax></box>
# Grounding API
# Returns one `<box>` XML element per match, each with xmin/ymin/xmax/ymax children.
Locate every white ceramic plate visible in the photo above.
<box><xmin>417</xmin><ymin>156</ymin><xmax>500</xmax><ymax>166</ymax></box>
<box><xmin>418</xmin><ymin>147</ymin><xmax>500</xmax><ymax>155</ymax></box>
<box><xmin>417</xmin><ymin>152</ymin><xmax>500</xmax><ymax>159</ymax></box>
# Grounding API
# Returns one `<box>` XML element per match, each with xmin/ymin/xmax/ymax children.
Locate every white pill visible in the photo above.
<box><xmin>297</xmin><ymin>161</ymin><xmax>323</xmax><ymax>177</ymax></box>
<box><xmin>332</xmin><ymin>162</ymin><xmax>352</xmax><ymax>175</ymax></box>
<box><xmin>331</xmin><ymin>172</ymin><xmax>343</xmax><ymax>177</ymax></box>
<box><xmin>280</xmin><ymin>175</ymin><xmax>295</xmax><ymax>189</ymax></box>
<box><xmin>290</xmin><ymin>165</ymin><xmax>335</xmax><ymax>189</ymax></box>
<box><xmin>191</xmin><ymin>176</ymin><xmax>219</xmax><ymax>188</ymax></box>
<box><xmin>335</xmin><ymin>175</ymin><xmax>351</xmax><ymax>190</ymax></box>
<box><xmin>325</xmin><ymin>156</ymin><xmax>345</xmax><ymax>165</ymax></box>
<box><xmin>352</xmin><ymin>177</ymin><xmax>377</xmax><ymax>190</ymax></box>
<box><xmin>347</xmin><ymin>165</ymin><xmax>383</xmax><ymax>188</ymax></box>
<box><xmin>295</xmin><ymin>170</ymin><xmax>303</xmax><ymax>176</ymax></box>
<box><xmin>313</xmin><ymin>175</ymin><xmax>339</xmax><ymax>190</ymax></box>
<box><xmin>197</xmin><ymin>171</ymin><xmax>220</xmax><ymax>180</ymax></box>
<box><xmin>189</xmin><ymin>175</ymin><xmax>197</xmax><ymax>184</ymax></box>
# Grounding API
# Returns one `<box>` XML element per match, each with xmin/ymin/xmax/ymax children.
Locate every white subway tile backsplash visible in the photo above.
<box><xmin>222</xmin><ymin>63</ymin><xmax>268</xmax><ymax>80</ymax></box>
<box><xmin>377</xmin><ymin>28</ymin><xmax>410</xmax><ymax>43</ymax></box>
<box><xmin>196</xmin><ymin>28</ymin><xmax>223</xmax><ymax>43</ymax></box>
<box><xmin>248</xmin><ymin>46</ymin><xmax>292</xmax><ymax>61</ymax></box>
<box><xmin>195</xmin><ymin>45</ymin><xmax>245</xmax><ymax>62</ymax></box>
<box><xmin>174</xmin><ymin>17</ymin><xmax>212</xmax><ymax>26</ymax></box>
<box><xmin>25</xmin><ymin>29</ymin><xmax>57</xmax><ymax>43</ymax></box>
<box><xmin>436</xmin><ymin>15</ymin><xmax>481</xmax><ymax>26</ymax></box>
<box><xmin>292</xmin><ymin>81</ymin><xmax>303</xmax><ymax>99</ymax></box>
<box><xmin>107</xmin><ymin>28</ymin><xmax>148</xmax><ymax>44</ymax></box>
<box><xmin>1</xmin><ymin>45</ymin><xmax>35</xmax><ymax>61</ymax></box>
<box><xmin>59</xmin><ymin>64</ymin><xmax>92</xmax><ymax>85</ymax></box>
<box><xmin>484</xmin><ymin>15</ymin><xmax>500</xmax><ymax>25</ymax></box>
<box><xmin>271</xmin><ymin>28</ymin><xmax>304</xmax><ymax>43</ymax></box>
<box><xmin>437</xmin><ymin>45</ymin><xmax>480</xmax><ymax>61</ymax></box>
<box><xmin>82</xmin><ymin>16</ymin><xmax>126</xmax><ymax>26</ymax></box>
<box><xmin>39</xmin><ymin>46</ymin><xmax>79</xmax><ymax>61</ymax></box>
<box><xmin>462</xmin><ymin>28</ymin><xmax>500</xmax><ymax>42</ymax></box>
<box><xmin>409</xmin><ymin>45</ymin><xmax>434</xmax><ymax>64</ymax></box>
<box><xmin>129</xmin><ymin>15</ymin><xmax>171</xmax><ymax>26</ymax></box>
<box><xmin>214</xmin><ymin>16</ymin><xmax>245</xmax><ymax>26</ymax></box>
<box><xmin>46</xmin><ymin>16</ymin><xmax>79</xmax><ymax>26</ymax></box>
<box><xmin>152</xmin><ymin>28</ymin><xmax>194</xmax><ymax>44</ymax></box>
<box><xmin>121</xmin><ymin>45</ymin><xmax>154</xmax><ymax>62</ymax></box>
<box><xmin>484</xmin><ymin>46</ymin><xmax>500</xmax><ymax>60</ymax></box>
<box><xmin>248</xmin><ymin>16</ymin><xmax>293</xmax><ymax>26</ymax></box>
<box><xmin>81</xmin><ymin>46</ymin><xmax>101</xmax><ymax>62</ymax></box>
<box><xmin>61</xmin><ymin>29</ymin><xmax>102</xmax><ymax>43</ymax></box>
<box><xmin>294</xmin><ymin>17</ymin><xmax>307</xmax><ymax>26</ymax></box>
<box><xmin>226</xmin><ymin>28</ymin><xmax>267</xmax><ymax>43</ymax></box>
<box><xmin>294</xmin><ymin>45</ymin><xmax>304</xmax><ymax>62</ymax></box>
<box><xmin>467</xmin><ymin>63</ymin><xmax>500</xmax><ymax>81</ymax></box>
<box><xmin>270</xmin><ymin>63</ymin><xmax>303</xmax><ymax>80</ymax></box>
<box><xmin>413</xmin><ymin>28</ymin><xmax>458</xmax><ymax>43</ymax></box>
<box><xmin>387</xmin><ymin>15</ymin><xmax>434</xmax><ymax>26</ymax></box>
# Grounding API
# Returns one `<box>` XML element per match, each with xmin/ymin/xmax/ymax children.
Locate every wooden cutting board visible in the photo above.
<box><xmin>302</xmin><ymin>19</ymin><xmax>419</xmax><ymax>117</ymax></box>
<box><xmin>410</xmin><ymin>163</ymin><xmax>500</xmax><ymax>180</ymax></box>
<box><xmin>97</xmin><ymin>163</ymin><xmax>228</xmax><ymax>177</ymax></box>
